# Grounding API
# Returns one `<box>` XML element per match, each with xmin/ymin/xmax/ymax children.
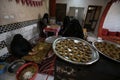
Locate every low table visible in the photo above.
<box><xmin>54</xmin><ymin>54</ymin><xmax>120</xmax><ymax>80</ymax></box>
<box><xmin>44</xmin><ymin>24</ymin><xmax>60</xmax><ymax>37</ymax></box>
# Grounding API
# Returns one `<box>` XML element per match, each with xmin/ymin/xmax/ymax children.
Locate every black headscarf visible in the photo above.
<box><xmin>62</xmin><ymin>19</ymin><xmax>84</xmax><ymax>39</ymax></box>
<box><xmin>58</xmin><ymin>16</ymin><xmax>70</xmax><ymax>35</ymax></box>
<box><xmin>10</xmin><ymin>34</ymin><xmax>32</xmax><ymax>58</ymax></box>
<box><xmin>42</xmin><ymin>13</ymin><xmax>49</xmax><ymax>24</ymax></box>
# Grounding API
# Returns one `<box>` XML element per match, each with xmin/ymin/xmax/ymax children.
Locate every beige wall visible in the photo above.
<box><xmin>0</xmin><ymin>0</ymin><xmax>49</xmax><ymax>25</ymax></box>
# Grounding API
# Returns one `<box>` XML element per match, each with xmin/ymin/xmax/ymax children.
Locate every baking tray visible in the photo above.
<box><xmin>53</xmin><ymin>37</ymin><xmax>99</xmax><ymax>65</ymax></box>
<box><xmin>22</xmin><ymin>42</ymin><xmax>52</xmax><ymax>63</ymax></box>
<box><xmin>92</xmin><ymin>40</ymin><xmax>120</xmax><ymax>63</ymax></box>
<box><xmin>45</xmin><ymin>36</ymin><xmax>62</xmax><ymax>43</ymax></box>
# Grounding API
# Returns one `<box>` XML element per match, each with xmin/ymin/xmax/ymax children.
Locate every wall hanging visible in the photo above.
<box><xmin>16</xmin><ymin>0</ymin><xmax>43</xmax><ymax>7</ymax></box>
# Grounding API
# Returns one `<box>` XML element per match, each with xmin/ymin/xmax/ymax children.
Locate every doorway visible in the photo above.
<box><xmin>84</xmin><ymin>5</ymin><xmax>102</xmax><ymax>32</ymax></box>
<box><xmin>68</xmin><ymin>7</ymin><xmax>84</xmax><ymax>25</ymax></box>
<box><xmin>56</xmin><ymin>3</ymin><xmax>67</xmax><ymax>22</ymax></box>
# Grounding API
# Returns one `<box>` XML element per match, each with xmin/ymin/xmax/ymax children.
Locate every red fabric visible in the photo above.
<box><xmin>16</xmin><ymin>0</ymin><xmax>20</xmax><ymax>3</ymax></box>
<box><xmin>44</xmin><ymin>27</ymin><xmax>58</xmax><ymax>32</ymax></box>
<box><xmin>30</xmin><ymin>0</ymin><xmax>33</xmax><ymax>6</ymax></box>
<box><xmin>117</xmin><ymin>32</ymin><xmax>120</xmax><ymax>37</ymax></box>
<box><xmin>102</xmin><ymin>29</ymin><xmax>109</xmax><ymax>36</ymax></box>
<box><xmin>108</xmin><ymin>31</ymin><xmax>117</xmax><ymax>36</ymax></box>
<box><xmin>25</xmin><ymin>0</ymin><xmax>29</xmax><ymax>6</ymax></box>
<box><xmin>49</xmin><ymin>0</ymin><xmax>56</xmax><ymax>17</ymax></box>
<box><xmin>37</xmin><ymin>1</ymin><xmax>40</xmax><ymax>6</ymax></box>
<box><xmin>21</xmin><ymin>0</ymin><xmax>25</xmax><ymax>5</ymax></box>
<box><xmin>36</xmin><ymin>1</ymin><xmax>38</xmax><ymax>7</ymax></box>
<box><xmin>32</xmin><ymin>1</ymin><xmax>35</xmax><ymax>7</ymax></box>
<box><xmin>39</xmin><ymin>1</ymin><xmax>43</xmax><ymax>6</ymax></box>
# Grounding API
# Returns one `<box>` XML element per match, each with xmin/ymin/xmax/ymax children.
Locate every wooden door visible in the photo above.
<box><xmin>56</xmin><ymin>4</ymin><xmax>67</xmax><ymax>22</ymax></box>
<box><xmin>84</xmin><ymin>5</ymin><xmax>102</xmax><ymax>32</ymax></box>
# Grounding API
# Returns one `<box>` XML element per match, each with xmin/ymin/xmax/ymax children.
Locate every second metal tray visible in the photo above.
<box><xmin>92</xmin><ymin>40</ymin><xmax>120</xmax><ymax>63</ymax></box>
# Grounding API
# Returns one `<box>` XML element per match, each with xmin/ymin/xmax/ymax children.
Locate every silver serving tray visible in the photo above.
<box><xmin>92</xmin><ymin>40</ymin><xmax>120</xmax><ymax>63</ymax></box>
<box><xmin>45</xmin><ymin>36</ymin><xmax>62</xmax><ymax>43</ymax></box>
<box><xmin>53</xmin><ymin>37</ymin><xmax>99</xmax><ymax>65</ymax></box>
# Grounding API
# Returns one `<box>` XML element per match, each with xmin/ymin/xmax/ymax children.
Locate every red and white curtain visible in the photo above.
<box><xmin>16</xmin><ymin>0</ymin><xmax>43</xmax><ymax>7</ymax></box>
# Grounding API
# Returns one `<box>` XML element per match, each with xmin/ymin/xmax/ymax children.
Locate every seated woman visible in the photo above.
<box><xmin>42</xmin><ymin>13</ymin><xmax>49</xmax><ymax>26</ymax></box>
<box><xmin>38</xmin><ymin>20</ymin><xmax>47</xmax><ymax>38</ymax></box>
<box><xmin>62</xmin><ymin>19</ymin><xmax>84</xmax><ymax>39</ymax></box>
<box><xmin>10</xmin><ymin>34</ymin><xmax>36</xmax><ymax>58</ymax></box>
<box><xmin>41</xmin><ymin>13</ymin><xmax>55</xmax><ymax>37</ymax></box>
<box><xmin>58</xmin><ymin>16</ymin><xmax>70</xmax><ymax>35</ymax></box>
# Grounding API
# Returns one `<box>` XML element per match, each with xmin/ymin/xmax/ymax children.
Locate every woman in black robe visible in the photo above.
<box><xmin>62</xmin><ymin>19</ymin><xmax>84</xmax><ymax>39</ymax></box>
<box><xmin>58</xmin><ymin>16</ymin><xmax>70</xmax><ymax>35</ymax></box>
<box><xmin>10</xmin><ymin>34</ymin><xmax>36</xmax><ymax>58</ymax></box>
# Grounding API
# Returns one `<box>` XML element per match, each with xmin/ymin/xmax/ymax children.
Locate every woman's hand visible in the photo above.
<box><xmin>28</xmin><ymin>49</ymin><xmax>37</xmax><ymax>55</ymax></box>
<box><xmin>28</xmin><ymin>51</ymin><xmax>37</xmax><ymax>55</ymax></box>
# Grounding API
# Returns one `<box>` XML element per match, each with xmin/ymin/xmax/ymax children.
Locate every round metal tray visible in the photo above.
<box><xmin>92</xmin><ymin>40</ymin><xmax>120</xmax><ymax>63</ymax></box>
<box><xmin>53</xmin><ymin>37</ymin><xmax>99</xmax><ymax>65</ymax></box>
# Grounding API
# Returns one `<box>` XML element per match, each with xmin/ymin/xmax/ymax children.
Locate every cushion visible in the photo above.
<box><xmin>108</xmin><ymin>31</ymin><xmax>117</xmax><ymax>36</ymax></box>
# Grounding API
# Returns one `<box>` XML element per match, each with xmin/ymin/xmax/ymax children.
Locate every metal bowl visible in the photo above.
<box><xmin>92</xmin><ymin>40</ymin><xmax>120</xmax><ymax>63</ymax></box>
<box><xmin>7</xmin><ymin>59</ymin><xmax>25</xmax><ymax>73</ymax></box>
<box><xmin>52</xmin><ymin>37</ymin><xmax>99</xmax><ymax>65</ymax></box>
<box><xmin>45</xmin><ymin>36</ymin><xmax>62</xmax><ymax>43</ymax></box>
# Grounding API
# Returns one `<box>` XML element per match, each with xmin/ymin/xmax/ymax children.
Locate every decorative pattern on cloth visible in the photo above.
<box><xmin>0</xmin><ymin>41</ymin><xmax>6</xmax><ymax>50</ymax></box>
<box><xmin>39</xmin><ymin>54</ymin><xmax>56</xmax><ymax>76</ymax></box>
<box><xmin>54</xmin><ymin>57</ymin><xmax>78</xmax><ymax>80</ymax></box>
<box><xmin>15</xmin><ymin>0</ymin><xmax>43</xmax><ymax>7</ymax></box>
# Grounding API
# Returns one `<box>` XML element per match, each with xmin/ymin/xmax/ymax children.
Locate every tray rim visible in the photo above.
<box><xmin>52</xmin><ymin>37</ymin><xmax>99</xmax><ymax>65</ymax></box>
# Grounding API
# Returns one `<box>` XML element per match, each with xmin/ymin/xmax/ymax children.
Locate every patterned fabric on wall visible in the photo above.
<box><xmin>0</xmin><ymin>40</ymin><xmax>9</xmax><ymax>61</ymax></box>
<box><xmin>15</xmin><ymin>0</ymin><xmax>43</xmax><ymax>7</ymax></box>
<box><xmin>0</xmin><ymin>41</ymin><xmax>6</xmax><ymax>50</ymax></box>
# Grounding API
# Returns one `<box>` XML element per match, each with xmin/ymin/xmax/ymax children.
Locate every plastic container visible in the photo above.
<box><xmin>16</xmin><ymin>62</ymin><xmax>39</xmax><ymax>80</ymax></box>
<box><xmin>0</xmin><ymin>62</ymin><xmax>7</xmax><ymax>74</ymax></box>
<box><xmin>7</xmin><ymin>59</ymin><xmax>25</xmax><ymax>74</ymax></box>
